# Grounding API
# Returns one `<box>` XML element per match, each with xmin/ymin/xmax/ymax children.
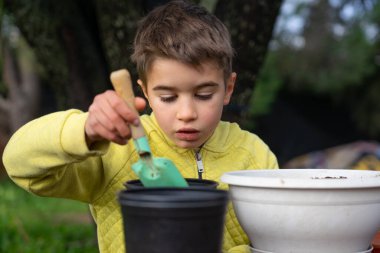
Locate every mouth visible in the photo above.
<box><xmin>175</xmin><ymin>128</ymin><xmax>200</xmax><ymax>141</ymax></box>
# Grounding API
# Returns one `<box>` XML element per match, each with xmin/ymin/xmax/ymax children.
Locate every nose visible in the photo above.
<box><xmin>176</xmin><ymin>98</ymin><xmax>197</xmax><ymax>122</ymax></box>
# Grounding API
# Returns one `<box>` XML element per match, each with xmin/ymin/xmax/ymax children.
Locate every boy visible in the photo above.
<box><xmin>2</xmin><ymin>1</ymin><xmax>278</xmax><ymax>253</ymax></box>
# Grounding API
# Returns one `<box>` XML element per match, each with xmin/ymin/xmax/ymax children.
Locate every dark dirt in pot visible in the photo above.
<box><xmin>123</xmin><ymin>178</ymin><xmax>218</xmax><ymax>190</ymax></box>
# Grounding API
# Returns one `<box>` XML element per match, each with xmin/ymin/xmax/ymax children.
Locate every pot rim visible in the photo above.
<box><xmin>221</xmin><ymin>169</ymin><xmax>380</xmax><ymax>189</ymax></box>
<box><xmin>248</xmin><ymin>245</ymin><xmax>374</xmax><ymax>253</ymax></box>
<box><xmin>123</xmin><ymin>178</ymin><xmax>218</xmax><ymax>188</ymax></box>
<box><xmin>118</xmin><ymin>188</ymin><xmax>227</xmax><ymax>202</ymax></box>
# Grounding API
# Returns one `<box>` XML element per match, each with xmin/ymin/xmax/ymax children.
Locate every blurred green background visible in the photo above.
<box><xmin>0</xmin><ymin>180</ymin><xmax>97</xmax><ymax>252</ymax></box>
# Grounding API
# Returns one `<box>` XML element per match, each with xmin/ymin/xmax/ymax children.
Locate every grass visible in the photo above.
<box><xmin>0</xmin><ymin>178</ymin><xmax>98</xmax><ymax>253</ymax></box>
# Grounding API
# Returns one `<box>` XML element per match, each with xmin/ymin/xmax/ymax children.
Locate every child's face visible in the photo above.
<box><xmin>139</xmin><ymin>58</ymin><xmax>236</xmax><ymax>149</ymax></box>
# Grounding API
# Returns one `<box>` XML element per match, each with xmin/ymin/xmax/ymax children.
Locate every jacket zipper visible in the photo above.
<box><xmin>195</xmin><ymin>151</ymin><xmax>204</xmax><ymax>179</ymax></box>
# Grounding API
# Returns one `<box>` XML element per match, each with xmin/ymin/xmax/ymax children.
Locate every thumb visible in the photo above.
<box><xmin>134</xmin><ymin>97</ymin><xmax>146</xmax><ymax>112</ymax></box>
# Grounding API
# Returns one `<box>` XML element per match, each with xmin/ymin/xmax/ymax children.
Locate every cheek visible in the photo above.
<box><xmin>149</xmin><ymin>100</ymin><xmax>174</xmax><ymax>124</ymax></box>
<box><xmin>199</xmin><ymin>102</ymin><xmax>224</xmax><ymax>124</ymax></box>
<box><xmin>155</xmin><ymin>115</ymin><xmax>171</xmax><ymax>133</ymax></box>
<box><xmin>149</xmin><ymin>98</ymin><xmax>170</xmax><ymax>112</ymax></box>
<box><xmin>156</xmin><ymin>108</ymin><xmax>173</xmax><ymax>121</ymax></box>
<box><xmin>147</xmin><ymin>96</ymin><xmax>162</xmax><ymax>111</ymax></box>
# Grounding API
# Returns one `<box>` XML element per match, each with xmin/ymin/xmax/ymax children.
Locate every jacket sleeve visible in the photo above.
<box><xmin>2</xmin><ymin>109</ymin><xmax>111</xmax><ymax>203</ymax></box>
<box><xmin>227</xmin><ymin>245</ymin><xmax>251</xmax><ymax>253</ymax></box>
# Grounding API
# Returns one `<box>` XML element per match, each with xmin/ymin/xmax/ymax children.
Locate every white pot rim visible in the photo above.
<box><xmin>221</xmin><ymin>169</ymin><xmax>380</xmax><ymax>189</ymax></box>
<box><xmin>248</xmin><ymin>245</ymin><xmax>374</xmax><ymax>253</ymax></box>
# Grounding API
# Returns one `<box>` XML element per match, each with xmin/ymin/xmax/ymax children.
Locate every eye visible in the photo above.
<box><xmin>195</xmin><ymin>93</ymin><xmax>213</xmax><ymax>100</ymax></box>
<box><xmin>160</xmin><ymin>95</ymin><xmax>177</xmax><ymax>103</ymax></box>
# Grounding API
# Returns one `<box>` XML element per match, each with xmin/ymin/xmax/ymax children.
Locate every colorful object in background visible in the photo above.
<box><xmin>283</xmin><ymin>141</ymin><xmax>380</xmax><ymax>171</ymax></box>
<box><xmin>352</xmin><ymin>153</ymin><xmax>380</xmax><ymax>171</ymax></box>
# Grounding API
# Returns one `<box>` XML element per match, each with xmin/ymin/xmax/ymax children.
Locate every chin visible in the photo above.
<box><xmin>175</xmin><ymin>140</ymin><xmax>203</xmax><ymax>149</ymax></box>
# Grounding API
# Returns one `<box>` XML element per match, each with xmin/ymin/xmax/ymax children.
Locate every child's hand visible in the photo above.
<box><xmin>85</xmin><ymin>90</ymin><xmax>146</xmax><ymax>146</ymax></box>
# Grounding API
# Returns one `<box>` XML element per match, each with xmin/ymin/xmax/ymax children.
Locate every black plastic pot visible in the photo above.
<box><xmin>123</xmin><ymin>178</ymin><xmax>218</xmax><ymax>190</ymax></box>
<box><xmin>118</xmin><ymin>188</ymin><xmax>228</xmax><ymax>253</ymax></box>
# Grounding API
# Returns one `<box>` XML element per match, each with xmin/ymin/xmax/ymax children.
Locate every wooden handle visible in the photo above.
<box><xmin>110</xmin><ymin>69</ymin><xmax>145</xmax><ymax>139</ymax></box>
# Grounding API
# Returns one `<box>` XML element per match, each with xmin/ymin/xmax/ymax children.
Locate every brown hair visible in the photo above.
<box><xmin>131</xmin><ymin>0</ymin><xmax>234</xmax><ymax>85</ymax></box>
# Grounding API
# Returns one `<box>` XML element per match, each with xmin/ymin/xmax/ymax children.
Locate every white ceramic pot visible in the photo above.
<box><xmin>249</xmin><ymin>246</ymin><xmax>374</xmax><ymax>253</ymax></box>
<box><xmin>221</xmin><ymin>169</ymin><xmax>380</xmax><ymax>253</ymax></box>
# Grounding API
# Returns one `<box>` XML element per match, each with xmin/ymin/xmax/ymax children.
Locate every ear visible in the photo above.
<box><xmin>137</xmin><ymin>79</ymin><xmax>148</xmax><ymax>99</ymax></box>
<box><xmin>223</xmin><ymin>72</ymin><xmax>236</xmax><ymax>105</ymax></box>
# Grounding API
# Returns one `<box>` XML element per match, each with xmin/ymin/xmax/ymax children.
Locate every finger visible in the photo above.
<box><xmin>98</xmin><ymin>91</ymin><xmax>134</xmax><ymax>137</ymax></box>
<box><xmin>134</xmin><ymin>97</ymin><xmax>147</xmax><ymax>112</ymax></box>
<box><xmin>87</xmin><ymin>115</ymin><xmax>129</xmax><ymax>145</ymax></box>
<box><xmin>96</xmin><ymin>125</ymin><xmax>128</xmax><ymax>145</ymax></box>
<box><xmin>88</xmin><ymin>91</ymin><xmax>131</xmax><ymax>139</ymax></box>
<box><xmin>103</xmin><ymin>108</ymin><xmax>131</xmax><ymax>138</ymax></box>
<box><xmin>97</xmin><ymin>109</ymin><xmax>132</xmax><ymax>139</ymax></box>
<box><xmin>109</xmin><ymin>97</ymin><xmax>140</xmax><ymax>125</ymax></box>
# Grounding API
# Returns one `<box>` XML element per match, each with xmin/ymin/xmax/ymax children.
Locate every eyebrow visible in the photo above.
<box><xmin>152</xmin><ymin>81</ymin><xmax>220</xmax><ymax>91</ymax></box>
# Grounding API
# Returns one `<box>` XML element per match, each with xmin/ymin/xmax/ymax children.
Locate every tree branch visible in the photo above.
<box><xmin>3</xmin><ymin>40</ymin><xmax>19</xmax><ymax>99</ymax></box>
<box><xmin>0</xmin><ymin>97</ymin><xmax>10</xmax><ymax>113</ymax></box>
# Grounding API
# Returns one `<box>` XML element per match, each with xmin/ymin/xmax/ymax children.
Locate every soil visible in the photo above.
<box><xmin>311</xmin><ymin>176</ymin><xmax>348</xmax><ymax>179</ymax></box>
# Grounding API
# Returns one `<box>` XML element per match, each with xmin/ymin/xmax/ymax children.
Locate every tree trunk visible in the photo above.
<box><xmin>214</xmin><ymin>0</ymin><xmax>283</xmax><ymax>123</ymax></box>
<box><xmin>2</xmin><ymin>39</ymin><xmax>40</xmax><ymax>133</ymax></box>
<box><xmin>58</xmin><ymin>0</ymin><xmax>110</xmax><ymax>110</ymax></box>
<box><xmin>4</xmin><ymin>0</ymin><xmax>110</xmax><ymax>111</ymax></box>
<box><xmin>0</xmin><ymin>34</ymin><xmax>40</xmax><ymax>177</ymax></box>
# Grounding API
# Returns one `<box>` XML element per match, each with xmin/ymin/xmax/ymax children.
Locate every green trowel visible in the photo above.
<box><xmin>110</xmin><ymin>69</ymin><xmax>188</xmax><ymax>187</ymax></box>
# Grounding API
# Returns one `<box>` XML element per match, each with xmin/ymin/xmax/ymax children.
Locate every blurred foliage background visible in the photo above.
<box><xmin>251</xmin><ymin>0</ymin><xmax>380</xmax><ymax>163</ymax></box>
<box><xmin>0</xmin><ymin>0</ymin><xmax>379</xmax><ymax>251</ymax></box>
<box><xmin>1</xmin><ymin>0</ymin><xmax>378</xmax><ymax>166</ymax></box>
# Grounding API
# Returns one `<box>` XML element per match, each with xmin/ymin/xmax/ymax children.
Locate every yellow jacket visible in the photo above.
<box><xmin>3</xmin><ymin>110</ymin><xmax>278</xmax><ymax>253</ymax></box>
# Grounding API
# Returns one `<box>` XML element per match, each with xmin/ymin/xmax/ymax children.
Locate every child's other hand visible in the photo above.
<box><xmin>85</xmin><ymin>90</ymin><xmax>146</xmax><ymax>146</ymax></box>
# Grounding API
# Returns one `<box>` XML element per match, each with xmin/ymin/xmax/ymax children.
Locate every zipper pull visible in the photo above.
<box><xmin>195</xmin><ymin>151</ymin><xmax>204</xmax><ymax>179</ymax></box>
